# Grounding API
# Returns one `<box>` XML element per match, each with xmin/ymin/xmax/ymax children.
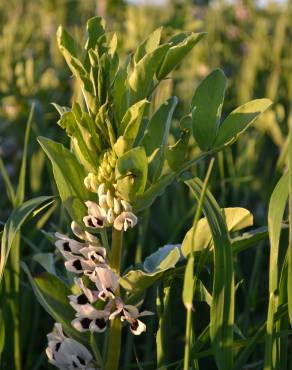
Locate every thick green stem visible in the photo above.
<box><xmin>104</xmin><ymin>228</ymin><xmax>123</xmax><ymax>370</ymax></box>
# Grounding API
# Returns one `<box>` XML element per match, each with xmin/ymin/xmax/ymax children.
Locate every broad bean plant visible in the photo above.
<box><xmin>0</xmin><ymin>17</ymin><xmax>272</xmax><ymax>370</ymax></box>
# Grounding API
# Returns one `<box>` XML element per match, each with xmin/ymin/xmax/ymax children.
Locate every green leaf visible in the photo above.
<box><xmin>134</xmin><ymin>27</ymin><xmax>162</xmax><ymax>63</ymax></box>
<box><xmin>85</xmin><ymin>16</ymin><xmax>106</xmax><ymax>52</ymax></box>
<box><xmin>57</xmin><ymin>26</ymin><xmax>95</xmax><ymax>112</ymax></box>
<box><xmin>182</xmin><ymin>255</ymin><xmax>195</xmax><ymax>309</ymax></box>
<box><xmin>182</xmin><ymin>207</ymin><xmax>253</xmax><ymax>257</ymax></box>
<box><xmin>38</xmin><ymin>136</ymin><xmax>92</xmax><ymax>222</ymax></box>
<box><xmin>0</xmin><ymin>196</ymin><xmax>55</xmax><ymax>282</ymax></box>
<box><xmin>33</xmin><ymin>253</ymin><xmax>57</xmax><ymax>276</ymax></box>
<box><xmin>213</xmin><ymin>99</ymin><xmax>272</xmax><ymax>148</ymax></box>
<box><xmin>120</xmin><ymin>244</ymin><xmax>180</xmax><ymax>293</ymax></box>
<box><xmin>115</xmin><ymin>99</ymin><xmax>149</xmax><ymax>155</ymax></box>
<box><xmin>288</xmin><ymin>129</ymin><xmax>292</xmax><ymax>324</ymax></box>
<box><xmin>143</xmin><ymin>244</ymin><xmax>181</xmax><ymax>272</ymax></box>
<box><xmin>156</xmin><ymin>32</ymin><xmax>205</xmax><ymax>80</ymax></box>
<box><xmin>191</xmin><ymin>69</ymin><xmax>227</xmax><ymax>151</ymax></box>
<box><xmin>128</xmin><ymin>43</ymin><xmax>170</xmax><ymax>104</ymax></box>
<box><xmin>57</xmin><ymin>104</ymin><xmax>99</xmax><ymax>171</ymax></box>
<box><xmin>156</xmin><ymin>281</ymin><xmax>172</xmax><ymax>368</ymax></box>
<box><xmin>166</xmin><ymin>128</ymin><xmax>190</xmax><ymax>171</ymax></box>
<box><xmin>15</xmin><ymin>104</ymin><xmax>34</xmax><ymax>206</ymax></box>
<box><xmin>231</xmin><ymin>226</ymin><xmax>271</xmax><ymax>254</ymax></box>
<box><xmin>116</xmin><ymin>146</ymin><xmax>148</xmax><ymax>202</ymax></box>
<box><xmin>185</xmin><ymin>177</ymin><xmax>234</xmax><ymax>370</ymax></box>
<box><xmin>264</xmin><ymin>173</ymin><xmax>289</xmax><ymax>369</ymax></box>
<box><xmin>134</xmin><ymin>173</ymin><xmax>175</xmax><ymax>212</ymax></box>
<box><xmin>142</xmin><ymin>96</ymin><xmax>177</xmax><ymax>182</ymax></box>
<box><xmin>112</xmin><ymin>67</ymin><xmax>128</xmax><ymax>124</ymax></box>
<box><xmin>22</xmin><ymin>264</ymin><xmax>89</xmax><ymax>345</ymax></box>
<box><xmin>0</xmin><ymin>155</ymin><xmax>15</xmax><ymax>205</ymax></box>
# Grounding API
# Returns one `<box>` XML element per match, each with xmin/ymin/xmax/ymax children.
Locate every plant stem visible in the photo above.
<box><xmin>104</xmin><ymin>228</ymin><xmax>123</xmax><ymax>370</ymax></box>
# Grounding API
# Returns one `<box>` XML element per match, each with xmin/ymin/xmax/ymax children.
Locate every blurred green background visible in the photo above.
<box><xmin>0</xmin><ymin>0</ymin><xmax>291</xmax><ymax>369</ymax></box>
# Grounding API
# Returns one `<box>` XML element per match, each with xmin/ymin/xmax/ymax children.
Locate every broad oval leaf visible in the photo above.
<box><xmin>191</xmin><ymin>69</ymin><xmax>227</xmax><ymax>151</ymax></box>
<box><xmin>141</xmin><ymin>96</ymin><xmax>178</xmax><ymax>182</ymax></box>
<box><xmin>128</xmin><ymin>43</ymin><xmax>170</xmax><ymax>104</ymax></box>
<box><xmin>156</xmin><ymin>32</ymin><xmax>205</xmax><ymax>80</ymax></box>
<box><xmin>38</xmin><ymin>136</ymin><xmax>93</xmax><ymax>222</ymax></box>
<box><xmin>182</xmin><ymin>207</ymin><xmax>253</xmax><ymax>257</ymax></box>
<box><xmin>116</xmin><ymin>146</ymin><xmax>148</xmax><ymax>202</ymax></box>
<box><xmin>120</xmin><ymin>245</ymin><xmax>180</xmax><ymax>293</ymax></box>
<box><xmin>213</xmin><ymin>98</ymin><xmax>272</xmax><ymax>148</ymax></box>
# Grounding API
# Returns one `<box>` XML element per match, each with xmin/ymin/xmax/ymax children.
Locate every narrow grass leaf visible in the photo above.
<box><xmin>0</xmin><ymin>196</ymin><xmax>55</xmax><ymax>282</ymax></box>
<box><xmin>185</xmin><ymin>177</ymin><xmax>234</xmax><ymax>370</ymax></box>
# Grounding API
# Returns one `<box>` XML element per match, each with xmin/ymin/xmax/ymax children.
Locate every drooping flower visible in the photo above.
<box><xmin>113</xmin><ymin>212</ymin><xmax>138</xmax><ymax>231</ymax></box>
<box><xmin>68</xmin><ymin>278</ymin><xmax>99</xmax><ymax>315</ymax></box>
<box><xmin>55</xmin><ymin>223</ymin><xmax>107</xmax><ymax>275</ymax></box>
<box><xmin>109</xmin><ymin>298</ymin><xmax>153</xmax><ymax>335</ymax></box>
<box><xmin>46</xmin><ymin>323</ymin><xmax>95</xmax><ymax>370</ymax></box>
<box><xmin>83</xmin><ymin>201</ymin><xmax>108</xmax><ymax>229</ymax></box>
<box><xmin>87</xmin><ymin>266</ymin><xmax>119</xmax><ymax>301</ymax></box>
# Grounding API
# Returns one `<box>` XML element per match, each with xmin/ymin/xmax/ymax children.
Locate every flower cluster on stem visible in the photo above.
<box><xmin>46</xmin><ymin>193</ymin><xmax>151</xmax><ymax>370</ymax></box>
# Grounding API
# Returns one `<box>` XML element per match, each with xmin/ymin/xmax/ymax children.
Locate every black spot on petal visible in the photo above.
<box><xmin>80</xmin><ymin>318</ymin><xmax>91</xmax><ymax>329</ymax></box>
<box><xmin>130</xmin><ymin>319</ymin><xmax>139</xmax><ymax>331</ymax></box>
<box><xmin>77</xmin><ymin>294</ymin><xmax>89</xmax><ymax>305</ymax></box>
<box><xmin>95</xmin><ymin>318</ymin><xmax>106</xmax><ymax>330</ymax></box>
<box><xmin>77</xmin><ymin>355</ymin><xmax>86</xmax><ymax>366</ymax></box>
<box><xmin>87</xmin><ymin>218</ymin><xmax>95</xmax><ymax>227</ymax></box>
<box><xmin>63</xmin><ymin>241</ymin><xmax>71</xmax><ymax>252</ymax></box>
<box><xmin>55</xmin><ymin>342</ymin><xmax>61</xmax><ymax>352</ymax></box>
<box><xmin>72</xmin><ymin>360</ymin><xmax>78</xmax><ymax>368</ymax></box>
<box><xmin>96</xmin><ymin>218</ymin><xmax>103</xmax><ymax>226</ymax></box>
<box><xmin>72</xmin><ymin>259</ymin><xmax>82</xmax><ymax>271</ymax></box>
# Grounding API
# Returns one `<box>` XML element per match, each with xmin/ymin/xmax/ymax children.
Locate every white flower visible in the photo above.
<box><xmin>83</xmin><ymin>201</ymin><xmax>108</xmax><ymax>229</ymax></box>
<box><xmin>88</xmin><ymin>266</ymin><xmax>119</xmax><ymax>301</ymax></box>
<box><xmin>113</xmin><ymin>212</ymin><xmax>138</xmax><ymax>231</ymax></box>
<box><xmin>71</xmin><ymin>221</ymin><xmax>99</xmax><ymax>244</ymax></box>
<box><xmin>68</xmin><ymin>278</ymin><xmax>99</xmax><ymax>315</ymax></box>
<box><xmin>109</xmin><ymin>299</ymin><xmax>153</xmax><ymax>335</ymax></box>
<box><xmin>79</xmin><ymin>246</ymin><xmax>106</xmax><ymax>265</ymax></box>
<box><xmin>46</xmin><ymin>323</ymin><xmax>94</xmax><ymax>369</ymax></box>
<box><xmin>72</xmin><ymin>305</ymin><xmax>111</xmax><ymax>333</ymax></box>
<box><xmin>64</xmin><ymin>258</ymin><xmax>96</xmax><ymax>274</ymax></box>
<box><xmin>55</xmin><ymin>233</ymin><xmax>84</xmax><ymax>258</ymax></box>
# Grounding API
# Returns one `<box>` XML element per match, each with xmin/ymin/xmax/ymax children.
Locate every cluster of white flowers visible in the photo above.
<box><xmin>46</xmin><ymin>323</ymin><xmax>97</xmax><ymax>370</ymax></box>
<box><xmin>54</xmin><ymin>221</ymin><xmax>152</xmax><ymax>336</ymax></box>
<box><xmin>83</xmin><ymin>183</ymin><xmax>137</xmax><ymax>232</ymax></box>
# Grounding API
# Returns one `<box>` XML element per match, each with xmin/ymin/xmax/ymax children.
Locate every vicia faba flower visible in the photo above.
<box><xmin>86</xmin><ymin>265</ymin><xmax>119</xmax><ymax>301</ymax></box>
<box><xmin>55</xmin><ymin>225</ymin><xmax>107</xmax><ymax>274</ymax></box>
<box><xmin>113</xmin><ymin>211</ymin><xmax>138</xmax><ymax>232</ymax></box>
<box><xmin>68</xmin><ymin>278</ymin><xmax>99</xmax><ymax>315</ymax></box>
<box><xmin>72</xmin><ymin>304</ymin><xmax>111</xmax><ymax>333</ymax></box>
<box><xmin>83</xmin><ymin>195</ymin><xmax>138</xmax><ymax>232</ymax></box>
<box><xmin>83</xmin><ymin>201</ymin><xmax>109</xmax><ymax>229</ymax></box>
<box><xmin>46</xmin><ymin>323</ymin><xmax>96</xmax><ymax>370</ymax></box>
<box><xmin>110</xmin><ymin>298</ymin><xmax>153</xmax><ymax>336</ymax></box>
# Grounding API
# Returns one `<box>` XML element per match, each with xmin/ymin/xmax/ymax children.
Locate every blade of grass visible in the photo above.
<box><xmin>183</xmin><ymin>158</ymin><xmax>215</xmax><ymax>370</ymax></box>
<box><xmin>264</xmin><ymin>173</ymin><xmax>289</xmax><ymax>370</ymax></box>
<box><xmin>288</xmin><ymin>129</ymin><xmax>292</xmax><ymax>324</ymax></box>
<box><xmin>184</xmin><ymin>175</ymin><xmax>235</xmax><ymax>370</ymax></box>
